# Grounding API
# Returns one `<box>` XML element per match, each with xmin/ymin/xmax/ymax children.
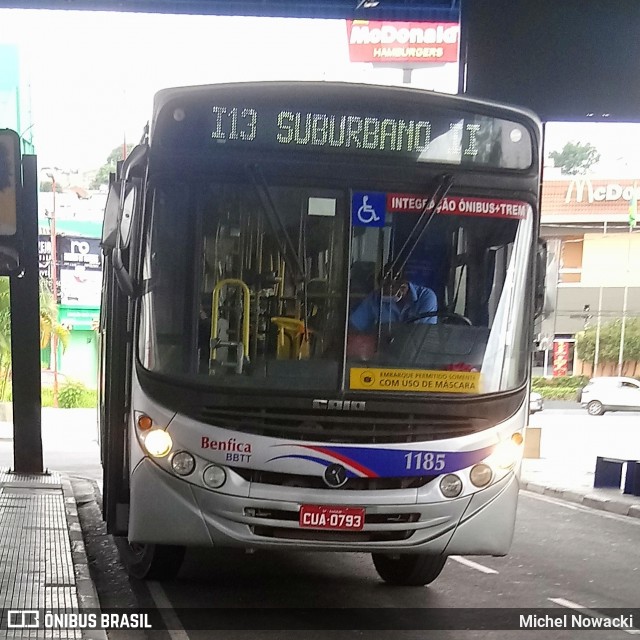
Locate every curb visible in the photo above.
<box><xmin>61</xmin><ymin>476</ymin><xmax>108</xmax><ymax>640</ymax></box>
<box><xmin>521</xmin><ymin>481</ymin><xmax>640</xmax><ymax>519</ymax></box>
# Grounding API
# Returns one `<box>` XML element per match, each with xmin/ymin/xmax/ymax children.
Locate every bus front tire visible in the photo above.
<box><xmin>120</xmin><ymin>541</ymin><xmax>186</xmax><ymax>580</ymax></box>
<box><xmin>372</xmin><ymin>552</ymin><xmax>447</xmax><ymax>586</ymax></box>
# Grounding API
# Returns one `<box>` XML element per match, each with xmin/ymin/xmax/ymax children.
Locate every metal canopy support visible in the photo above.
<box><xmin>10</xmin><ymin>154</ymin><xmax>43</xmax><ymax>474</ymax></box>
<box><xmin>0</xmin><ymin>0</ymin><xmax>459</xmax><ymax>20</ymax></box>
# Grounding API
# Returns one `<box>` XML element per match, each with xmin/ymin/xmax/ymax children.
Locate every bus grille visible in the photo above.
<box><xmin>232</xmin><ymin>467</ymin><xmax>434</xmax><ymax>490</ymax></box>
<box><xmin>250</xmin><ymin>526</ymin><xmax>414</xmax><ymax>543</ymax></box>
<box><xmin>197</xmin><ymin>407</ymin><xmax>487</xmax><ymax>444</ymax></box>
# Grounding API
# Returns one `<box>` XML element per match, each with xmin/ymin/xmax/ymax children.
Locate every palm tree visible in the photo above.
<box><xmin>38</xmin><ymin>276</ymin><xmax>69</xmax><ymax>358</ymax></box>
<box><xmin>0</xmin><ymin>276</ymin><xmax>69</xmax><ymax>401</ymax></box>
<box><xmin>0</xmin><ymin>277</ymin><xmax>11</xmax><ymax>400</ymax></box>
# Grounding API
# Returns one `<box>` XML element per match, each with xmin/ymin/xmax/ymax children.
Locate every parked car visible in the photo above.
<box><xmin>580</xmin><ymin>376</ymin><xmax>640</xmax><ymax>416</ymax></box>
<box><xmin>529</xmin><ymin>391</ymin><xmax>544</xmax><ymax>414</ymax></box>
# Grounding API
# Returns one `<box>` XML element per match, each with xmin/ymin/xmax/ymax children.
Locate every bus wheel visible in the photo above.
<box><xmin>371</xmin><ymin>553</ymin><xmax>447</xmax><ymax>586</ymax></box>
<box><xmin>120</xmin><ymin>541</ymin><xmax>186</xmax><ymax>580</ymax></box>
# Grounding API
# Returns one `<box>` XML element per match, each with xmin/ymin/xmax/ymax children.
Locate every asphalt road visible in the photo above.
<box><xmin>79</xmin><ymin>486</ymin><xmax>638</xmax><ymax>639</ymax></box>
<box><xmin>4</xmin><ymin>407</ymin><xmax>640</xmax><ymax>638</ymax></box>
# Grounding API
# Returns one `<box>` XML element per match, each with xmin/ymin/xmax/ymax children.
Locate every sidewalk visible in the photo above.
<box><xmin>0</xmin><ymin>467</ymin><xmax>105</xmax><ymax>640</ymax></box>
<box><xmin>1</xmin><ymin>416</ymin><xmax>639</xmax><ymax>639</ymax></box>
<box><xmin>521</xmin><ymin>457</ymin><xmax>640</xmax><ymax>517</ymax></box>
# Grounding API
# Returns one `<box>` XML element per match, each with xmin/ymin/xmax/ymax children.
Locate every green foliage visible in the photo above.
<box><xmin>2</xmin><ymin>382</ymin><xmax>97</xmax><ymax>407</ymax></box>
<box><xmin>575</xmin><ymin>318</ymin><xmax>640</xmax><ymax>364</ymax></box>
<box><xmin>57</xmin><ymin>382</ymin><xmax>97</xmax><ymax>409</ymax></box>
<box><xmin>39</xmin><ymin>180</ymin><xmax>62</xmax><ymax>192</ymax></box>
<box><xmin>532</xmin><ymin>375</ymin><xmax>589</xmax><ymax>400</ymax></box>
<box><xmin>90</xmin><ymin>143</ymin><xmax>135</xmax><ymax>189</ymax></box>
<box><xmin>549</xmin><ymin>141</ymin><xmax>600</xmax><ymax>175</ymax></box>
<box><xmin>532</xmin><ymin>375</ymin><xmax>589</xmax><ymax>389</ymax></box>
<box><xmin>536</xmin><ymin>387</ymin><xmax>580</xmax><ymax>400</ymax></box>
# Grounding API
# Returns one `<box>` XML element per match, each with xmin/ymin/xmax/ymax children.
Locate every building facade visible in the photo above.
<box><xmin>538</xmin><ymin>174</ymin><xmax>640</xmax><ymax>376</ymax></box>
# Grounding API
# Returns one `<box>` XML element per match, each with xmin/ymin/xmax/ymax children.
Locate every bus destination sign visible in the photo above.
<box><xmin>157</xmin><ymin>98</ymin><xmax>533</xmax><ymax>170</ymax></box>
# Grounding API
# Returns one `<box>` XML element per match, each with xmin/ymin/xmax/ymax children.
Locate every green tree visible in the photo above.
<box><xmin>39</xmin><ymin>180</ymin><xmax>63</xmax><ymax>193</ymax></box>
<box><xmin>0</xmin><ymin>276</ymin><xmax>69</xmax><ymax>401</ymax></box>
<box><xmin>549</xmin><ymin>141</ymin><xmax>601</xmax><ymax>175</ymax></box>
<box><xmin>575</xmin><ymin>318</ymin><xmax>640</xmax><ymax>368</ymax></box>
<box><xmin>90</xmin><ymin>144</ymin><xmax>135</xmax><ymax>189</ymax></box>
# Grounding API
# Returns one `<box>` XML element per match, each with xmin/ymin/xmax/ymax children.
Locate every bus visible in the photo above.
<box><xmin>100</xmin><ymin>81</ymin><xmax>544</xmax><ymax>586</ymax></box>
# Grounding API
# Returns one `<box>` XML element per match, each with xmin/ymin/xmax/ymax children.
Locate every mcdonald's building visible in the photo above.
<box><xmin>536</xmin><ymin>174</ymin><xmax>640</xmax><ymax>377</ymax></box>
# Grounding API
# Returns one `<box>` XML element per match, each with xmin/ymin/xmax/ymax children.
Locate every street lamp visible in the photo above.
<box><xmin>45</xmin><ymin>171</ymin><xmax>59</xmax><ymax>408</ymax></box>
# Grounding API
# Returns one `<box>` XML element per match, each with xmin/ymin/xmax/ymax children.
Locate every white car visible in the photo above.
<box><xmin>529</xmin><ymin>391</ymin><xmax>543</xmax><ymax>414</ymax></box>
<box><xmin>580</xmin><ymin>376</ymin><xmax>640</xmax><ymax>416</ymax></box>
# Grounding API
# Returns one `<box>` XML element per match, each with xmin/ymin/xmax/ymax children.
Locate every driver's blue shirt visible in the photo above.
<box><xmin>349</xmin><ymin>282</ymin><xmax>437</xmax><ymax>332</ymax></box>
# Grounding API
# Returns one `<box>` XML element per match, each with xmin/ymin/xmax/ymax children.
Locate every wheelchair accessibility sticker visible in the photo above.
<box><xmin>352</xmin><ymin>192</ymin><xmax>386</xmax><ymax>227</ymax></box>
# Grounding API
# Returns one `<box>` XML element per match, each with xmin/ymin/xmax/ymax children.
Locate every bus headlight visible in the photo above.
<box><xmin>469</xmin><ymin>463</ymin><xmax>492</xmax><ymax>487</ymax></box>
<box><xmin>144</xmin><ymin>429</ymin><xmax>173</xmax><ymax>458</ymax></box>
<box><xmin>171</xmin><ymin>451</ymin><xmax>195</xmax><ymax>476</ymax></box>
<box><xmin>487</xmin><ymin>436</ymin><xmax>523</xmax><ymax>470</ymax></box>
<box><xmin>203</xmin><ymin>464</ymin><xmax>227</xmax><ymax>489</ymax></box>
<box><xmin>440</xmin><ymin>474</ymin><xmax>463</xmax><ymax>498</ymax></box>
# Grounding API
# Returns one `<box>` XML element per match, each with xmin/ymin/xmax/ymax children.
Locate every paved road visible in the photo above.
<box><xmin>89</xmin><ymin>489</ymin><xmax>636</xmax><ymax>639</ymax></box>
<box><xmin>4</xmin><ymin>408</ymin><xmax>639</xmax><ymax>637</ymax></box>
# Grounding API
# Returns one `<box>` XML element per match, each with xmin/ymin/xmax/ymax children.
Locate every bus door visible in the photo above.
<box><xmin>99</xmin><ymin>146</ymin><xmax>147</xmax><ymax>535</ymax></box>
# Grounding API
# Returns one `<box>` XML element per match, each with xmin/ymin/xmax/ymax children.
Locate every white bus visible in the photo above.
<box><xmin>100</xmin><ymin>81</ymin><xmax>544</xmax><ymax>585</ymax></box>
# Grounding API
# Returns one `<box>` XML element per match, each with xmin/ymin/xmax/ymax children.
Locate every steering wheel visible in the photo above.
<box><xmin>407</xmin><ymin>310</ymin><xmax>472</xmax><ymax>326</ymax></box>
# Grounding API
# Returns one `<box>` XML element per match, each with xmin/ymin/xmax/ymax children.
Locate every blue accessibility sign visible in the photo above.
<box><xmin>352</xmin><ymin>192</ymin><xmax>386</xmax><ymax>227</ymax></box>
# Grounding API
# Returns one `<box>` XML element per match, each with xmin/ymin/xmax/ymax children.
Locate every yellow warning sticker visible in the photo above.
<box><xmin>349</xmin><ymin>367</ymin><xmax>480</xmax><ymax>394</ymax></box>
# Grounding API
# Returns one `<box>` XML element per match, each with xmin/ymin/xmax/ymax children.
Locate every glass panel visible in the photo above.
<box><xmin>346</xmin><ymin>200</ymin><xmax>534</xmax><ymax>394</ymax></box>
<box><xmin>138</xmin><ymin>179</ymin><xmax>346</xmax><ymax>392</ymax></box>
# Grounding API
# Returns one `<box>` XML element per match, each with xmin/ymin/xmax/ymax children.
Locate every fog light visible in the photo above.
<box><xmin>470</xmin><ymin>463</ymin><xmax>492</xmax><ymax>487</ymax></box>
<box><xmin>144</xmin><ymin>429</ymin><xmax>172</xmax><ymax>458</ymax></box>
<box><xmin>440</xmin><ymin>474</ymin><xmax>463</xmax><ymax>498</ymax></box>
<box><xmin>203</xmin><ymin>464</ymin><xmax>227</xmax><ymax>489</ymax></box>
<box><xmin>171</xmin><ymin>451</ymin><xmax>195</xmax><ymax>476</ymax></box>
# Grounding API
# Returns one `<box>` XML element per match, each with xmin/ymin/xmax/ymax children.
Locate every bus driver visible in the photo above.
<box><xmin>349</xmin><ymin>267</ymin><xmax>438</xmax><ymax>332</ymax></box>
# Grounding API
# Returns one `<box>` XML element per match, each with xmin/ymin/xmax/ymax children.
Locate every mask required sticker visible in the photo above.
<box><xmin>350</xmin><ymin>367</ymin><xmax>480</xmax><ymax>393</ymax></box>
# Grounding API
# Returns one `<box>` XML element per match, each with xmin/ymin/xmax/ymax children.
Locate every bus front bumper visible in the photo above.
<box><xmin>128</xmin><ymin>457</ymin><xmax>519</xmax><ymax>555</ymax></box>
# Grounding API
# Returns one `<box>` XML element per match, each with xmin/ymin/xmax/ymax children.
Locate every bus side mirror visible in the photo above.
<box><xmin>534</xmin><ymin>239</ymin><xmax>547</xmax><ymax>318</ymax></box>
<box><xmin>101</xmin><ymin>144</ymin><xmax>147</xmax><ymax>297</ymax></box>
<box><xmin>101</xmin><ymin>177</ymin><xmax>120</xmax><ymax>253</ymax></box>
<box><xmin>0</xmin><ymin>129</ymin><xmax>21</xmax><ymax>274</ymax></box>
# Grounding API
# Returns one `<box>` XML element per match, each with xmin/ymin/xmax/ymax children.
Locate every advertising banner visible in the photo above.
<box><xmin>346</xmin><ymin>20</ymin><xmax>459</xmax><ymax>64</ymax></box>
<box><xmin>553</xmin><ymin>340</ymin><xmax>569</xmax><ymax>377</ymax></box>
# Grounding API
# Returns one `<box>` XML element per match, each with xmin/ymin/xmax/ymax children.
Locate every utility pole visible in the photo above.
<box><xmin>11</xmin><ymin>154</ymin><xmax>43</xmax><ymax>473</ymax></box>
<box><xmin>46</xmin><ymin>171</ymin><xmax>59</xmax><ymax>407</ymax></box>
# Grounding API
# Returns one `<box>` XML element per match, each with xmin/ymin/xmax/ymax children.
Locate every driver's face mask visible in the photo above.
<box><xmin>381</xmin><ymin>280</ymin><xmax>407</xmax><ymax>303</ymax></box>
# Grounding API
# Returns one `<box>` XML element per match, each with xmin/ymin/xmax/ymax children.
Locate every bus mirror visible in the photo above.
<box><xmin>534</xmin><ymin>239</ymin><xmax>547</xmax><ymax>318</ymax></box>
<box><xmin>101</xmin><ymin>178</ymin><xmax>121</xmax><ymax>252</ymax></box>
<box><xmin>119</xmin><ymin>179</ymin><xmax>139</xmax><ymax>249</ymax></box>
<box><xmin>0</xmin><ymin>129</ymin><xmax>21</xmax><ymax>274</ymax></box>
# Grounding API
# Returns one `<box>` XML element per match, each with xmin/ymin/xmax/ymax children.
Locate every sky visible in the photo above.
<box><xmin>2</xmin><ymin>8</ymin><xmax>640</xmax><ymax>178</ymax></box>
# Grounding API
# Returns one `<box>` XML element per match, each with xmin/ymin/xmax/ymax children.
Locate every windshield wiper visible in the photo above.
<box><xmin>383</xmin><ymin>172</ymin><xmax>454</xmax><ymax>280</ymax></box>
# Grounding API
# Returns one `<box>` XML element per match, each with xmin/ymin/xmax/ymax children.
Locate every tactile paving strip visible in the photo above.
<box><xmin>0</xmin><ymin>470</ymin><xmax>81</xmax><ymax>639</ymax></box>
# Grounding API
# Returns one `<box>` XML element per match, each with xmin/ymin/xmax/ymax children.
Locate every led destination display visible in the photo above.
<box><xmin>154</xmin><ymin>86</ymin><xmax>534</xmax><ymax>169</ymax></box>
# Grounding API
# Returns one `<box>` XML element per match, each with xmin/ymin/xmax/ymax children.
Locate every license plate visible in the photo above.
<box><xmin>299</xmin><ymin>505</ymin><xmax>365</xmax><ymax>531</ymax></box>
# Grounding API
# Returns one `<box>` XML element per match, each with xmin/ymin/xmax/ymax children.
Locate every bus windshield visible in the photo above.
<box><xmin>137</xmin><ymin>166</ymin><xmax>534</xmax><ymax>396</ymax></box>
<box><xmin>136</xmin><ymin>82</ymin><xmax>539</xmax><ymax>398</ymax></box>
